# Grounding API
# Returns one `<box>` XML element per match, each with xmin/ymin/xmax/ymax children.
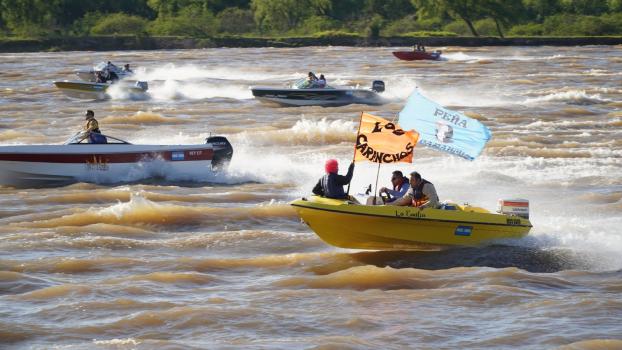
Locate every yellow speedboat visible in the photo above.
<box><xmin>291</xmin><ymin>196</ymin><xmax>532</xmax><ymax>250</ymax></box>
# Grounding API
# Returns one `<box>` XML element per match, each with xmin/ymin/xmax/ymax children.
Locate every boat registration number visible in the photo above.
<box><xmin>506</xmin><ymin>218</ymin><xmax>522</xmax><ymax>225</ymax></box>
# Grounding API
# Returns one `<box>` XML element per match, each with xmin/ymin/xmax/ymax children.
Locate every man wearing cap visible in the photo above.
<box><xmin>390</xmin><ymin>171</ymin><xmax>440</xmax><ymax>209</ymax></box>
<box><xmin>312</xmin><ymin>159</ymin><xmax>354</xmax><ymax>199</ymax></box>
<box><xmin>82</xmin><ymin>110</ymin><xmax>107</xmax><ymax>144</ymax></box>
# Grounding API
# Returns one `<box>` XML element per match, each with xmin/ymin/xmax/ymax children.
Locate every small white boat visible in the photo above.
<box><xmin>53</xmin><ymin>80</ymin><xmax>148</xmax><ymax>100</ymax></box>
<box><xmin>0</xmin><ymin>133</ymin><xmax>233</xmax><ymax>187</ymax></box>
<box><xmin>74</xmin><ymin>62</ymin><xmax>132</xmax><ymax>82</ymax></box>
<box><xmin>251</xmin><ymin>79</ymin><xmax>387</xmax><ymax>107</ymax></box>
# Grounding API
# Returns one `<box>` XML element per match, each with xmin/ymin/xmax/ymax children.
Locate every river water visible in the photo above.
<box><xmin>0</xmin><ymin>46</ymin><xmax>621</xmax><ymax>349</ymax></box>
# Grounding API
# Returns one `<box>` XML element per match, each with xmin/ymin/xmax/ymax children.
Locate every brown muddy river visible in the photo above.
<box><xmin>1</xmin><ymin>46</ymin><xmax>621</xmax><ymax>349</ymax></box>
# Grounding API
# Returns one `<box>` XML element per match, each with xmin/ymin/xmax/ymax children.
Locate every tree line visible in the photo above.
<box><xmin>1</xmin><ymin>0</ymin><xmax>621</xmax><ymax>38</ymax></box>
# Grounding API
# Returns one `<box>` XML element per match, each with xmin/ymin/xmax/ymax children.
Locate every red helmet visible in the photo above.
<box><xmin>325</xmin><ymin>159</ymin><xmax>338</xmax><ymax>173</ymax></box>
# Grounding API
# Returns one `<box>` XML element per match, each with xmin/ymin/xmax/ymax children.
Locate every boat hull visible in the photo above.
<box><xmin>251</xmin><ymin>87</ymin><xmax>386</xmax><ymax>107</ymax></box>
<box><xmin>291</xmin><ymin>196</ymin><xmax>532</xmax><ymax>250</ymax></box>
<box><xmin>53</xmin><ymin>81</ymin><xmax>147</xmax><ymax>100</ymax></box>
<box><xmin>393</xmin><ymin>51</ymin><xmax>441</xmax><ymax>61</ymax></box>
<box><xmin>0</xmin><ymin>143</ymin><xmax>232</xmax><ymax>187</ymax></box>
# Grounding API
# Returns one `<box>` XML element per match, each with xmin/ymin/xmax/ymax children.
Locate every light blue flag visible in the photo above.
<box><xmin>398</xmin><ymin>91</ymin><xmax>492</xmax><ymax>160</ymax></box>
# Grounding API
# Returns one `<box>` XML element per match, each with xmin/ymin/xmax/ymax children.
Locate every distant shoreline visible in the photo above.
<box><xmin>1</xmin><ymin>35</ymin><xmax>621</xmax><ymax>53</ymax></box>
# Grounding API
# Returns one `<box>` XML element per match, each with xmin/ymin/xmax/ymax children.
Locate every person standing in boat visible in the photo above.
<box><xmin>390</xmin><ymin>171</ymin><xmax>439</xmax><ymax>208</ymax></box>
<box><xmin>312</xmin><ymin>159</ymin><xmax>354</xmax><ymax>199</ymax></box>
<box><xmin>379</xmin><ymin>170</ymin><xmax>410</xmax><ymax>204</ymax></box>
<box><xmin>83</xmin><ymin>110</ymin><xmax>107</xmax><ymax>144</ymax></box>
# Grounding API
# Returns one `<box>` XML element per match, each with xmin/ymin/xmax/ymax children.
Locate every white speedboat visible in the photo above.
<box><xmin>53</xmin><ymin>80</ymin><xmax>148</xmax><ymax>100</ymax></box>
<box><xmin>0</xmin><ymin>133</ymin><xmax>233</xmax><ymax>187</ymax></box>
<box><xmin>251</xmin><ymin>79</ymin><xmax>387</xmax><ymax>107</ymax></box>
<box><xmin>74</xmin><ymin>62</ymin><xmax>132</xmax><ymax>82</ymax></box>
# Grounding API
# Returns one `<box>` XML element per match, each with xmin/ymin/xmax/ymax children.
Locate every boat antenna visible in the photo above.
<box><xmin>346</xmin><ymin>111</ymin><xmax>364</xmax><ymax>197</ymax></box>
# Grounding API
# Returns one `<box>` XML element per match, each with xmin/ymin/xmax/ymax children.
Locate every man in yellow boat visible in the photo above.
<box><xmin>390</xmin><ymin>171</ymin><xmax>440</xmax><ymax>209</ymax></box>
<box><xmin>312</xmin><ymin>159</ymin><xmax>354</xmax><ymax>199</ymax></box>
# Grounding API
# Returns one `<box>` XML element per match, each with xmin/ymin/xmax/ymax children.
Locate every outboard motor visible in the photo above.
<box><xmin>135</xmin><ymin>81</ymin><xmax>149</xmax><ymax>91</ymax></box>
<box><xmin>371</xmin><ymin>80</ymin><xmax>385</xmax><ymax>93</ymax></box>
<box><xmin>206</xmin><ymin>136</ymin><xmax>233</xmax><ymax>171</ymax></box>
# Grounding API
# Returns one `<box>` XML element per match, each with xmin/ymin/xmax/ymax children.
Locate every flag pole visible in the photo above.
<box><xmin>372</xmin><ymin>114</ymin><xmax>399</xmax><ymax>204</ymax></box>
<box><xmin>372</xmin><ymin>161</ymin><xmax>381</xmax><ymax>205</ymax></box>
<box><xmin>346</xmin><ymin>112</ymin><xmax>364</xmax><ymax>196</ymax></box>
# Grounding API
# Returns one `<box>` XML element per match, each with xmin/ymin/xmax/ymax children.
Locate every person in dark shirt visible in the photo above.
<box><xmin>312</xmin><ymin>159</ymin><xmax>354</xmax><ymax>199</ymax></box>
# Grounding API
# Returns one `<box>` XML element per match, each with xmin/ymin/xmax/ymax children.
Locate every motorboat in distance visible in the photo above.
<box><xmin>0</xmin><ymin>133</ymin><xmax>233</xmax><ymax>187</ymax></box>
<box><xmin>393</xmin><ymin>50</ymin><xmax>442</xmax><ymax>61</ymax></box>
<box><xmin>53</xmin><ymin>80</ymin><xmax>148</xmax><ymax>100</ymax></box>
<box><xmin>75</xmin><ymin>62</ymin><xmax>133</xmax><ymax>82</ymax></box>
<box><xmin>251</xmin><ymin>79</ymin><xmax>387</xmax><ymax>107</ymax></box>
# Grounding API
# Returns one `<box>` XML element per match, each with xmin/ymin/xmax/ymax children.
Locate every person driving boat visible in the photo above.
<box><xmin>379</xmin><ymin>170</ymin><xmax>409</xmax><ymax>203</ymax></box>
<box><xmin>390</xmin><ymin>171</ymin><xmax>439</xmax><ymax>208</ymax></box>
<box><xmin>83</xmin><ymin>110</ymin><xmax>107</xmax><ymax>144</ymax></box>
<box><xmin>302</xmin><ymin>72</ymin><xmax>319</xmax><ymax>88</ymax></box>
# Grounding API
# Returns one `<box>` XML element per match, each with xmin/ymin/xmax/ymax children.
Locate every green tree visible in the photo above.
<box><xmin>364</xmin><ymin>0</ymin><xmax>416</xmax><ymax>20</ymax></box>
<box><xmin>91</xmin><ymin>13</ymin><xmax>148</xmax><ymax>35</ymax></box>
<box><xmin>217</xmin><ymin>7</ymin><xmax>255</xmax><ymax>33</ymax></box>
<box><xmin>413</xmin><ymin>0</ymin><xmax>484</xmax><ymax>36</ymax></box>
<box><xmin>480</xmin><ymin>0</ymin><xmax>524</xmax><ymax>37</ymax></box>
<box><xmin>251</xmin><ymin>0</ymin><xmax>313</xmax><ymax>31</ymax></box>
<box><xmin>0</xmin><ymin>0</ymin><xmax>56</xmax><ymax>36</ymax></box>
<box><xmin>559</xmin><ymin>0</ymin><xmax>608</xmax><ymax>15</ymax></box>
<box><xmin>609</xmin><ymin>0</ymin><xmax>622</xmax><ymax>11</ymax></box>
<box><xmin>148</xmin><ymin>5</ymin><xmax>217</xmax><ymax>36</ymax></box>
<box><xmin>522</xmin><ymin>0</ymin><xmax>561</xmax><ymax>21</ymax></box>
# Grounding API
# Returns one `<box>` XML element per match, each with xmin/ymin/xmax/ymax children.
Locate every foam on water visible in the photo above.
<box><xmin>147</xmin><ymin>80</ymin><xmax>252</xmax><ymax>101</ymax></box>
<box><xmin>442</xmin><ymin>52</ymin><xmax>566</xmax><ymax>62</ymax></box>
<box><xmin>524</xmin><ymin>90</ymin><xmax>613</xmax><ymax>105</ymax></box>
<box><xmin>133</xmin><ymin>64</ymin><xmax>294</xmax><ymax>82</ymax></box>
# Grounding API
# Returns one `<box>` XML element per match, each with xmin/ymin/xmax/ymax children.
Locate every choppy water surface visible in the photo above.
<box><xmin>1</xmin><ymin>46</ymin><xmax>621</xmax><ymax>349</ymax></box>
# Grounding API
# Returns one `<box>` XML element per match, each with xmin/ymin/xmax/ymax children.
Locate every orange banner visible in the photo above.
<box><xmin>354</xmin><ymin>113</ymin><xmax>418</xmax><ymax>163</ymax></box>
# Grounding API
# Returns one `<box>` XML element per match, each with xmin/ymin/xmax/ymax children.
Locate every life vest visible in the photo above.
<box><xmin>411</xmin><ymin>179</ymin><xmax>432</xmax><ymax>207</ymax></box>
<box><xmin>86</xmin><ymin>118</ymin><xmax>101</xmax><ymax>134</ymax></box>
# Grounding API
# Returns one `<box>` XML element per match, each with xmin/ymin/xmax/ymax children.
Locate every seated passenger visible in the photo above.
<box><xmin>390</xmin><ymin>171</ymin><xmax>439</xmax><ymax>209</ymax></box>
<box><xmin>95</xmin><ymin>71</ymin><xmax>106</xmax><ymax>83</ymax></box>
<box><xmin>123</xmin><ymin>64</ymin><xmax>133</xmax><ymax>73</ymax></box>
<box><xmin>317</xmin><ymin>74</ymin><xmax>326</xmax><ymax>88</ymax></box>
<box><xmin>379</xmin><ymin>170</ymin><xmax>409</xmax><ymax>204</ymax></box>
<box><xmin>312</xmin><ymin>159</ymin><xmax>354</xmax><ymax>199</ymax></box>
<box><xmin>83</xmin><ymin>110</ymin><xmax>107</xmax><ymax>144</ymax></box>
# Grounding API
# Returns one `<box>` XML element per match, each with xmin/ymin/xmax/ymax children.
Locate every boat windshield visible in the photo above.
<box><xmin>64</xmin><ymin>132</ymin><xmax>131</xmax><ymax>145</ymax></box>
<box><xmin>93</xmin><ymin>62</ymin><xmax>107</xmax><ymax>71</ymax></box>
<box><xmin>93</xmin><ymin>62</ymin><xmax>123</xmax><ymax>73</ymax></box>
<box><xmin>292</xmin><ymin>78</ymin><xmax>334</xmax><ymax>89</ymax></box>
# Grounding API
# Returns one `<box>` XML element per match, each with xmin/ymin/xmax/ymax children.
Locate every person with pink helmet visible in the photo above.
<box><xmin>312</xmin><ymin>159</ymin><xmax>354</xmax><ymax>199</ymax></box>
